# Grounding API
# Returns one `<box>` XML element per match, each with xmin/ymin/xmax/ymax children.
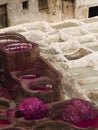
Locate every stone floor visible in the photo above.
<box><xmin>1</xmin><ymin>17</ymin><xmax>98</xmax><ymax>105</ymax></box>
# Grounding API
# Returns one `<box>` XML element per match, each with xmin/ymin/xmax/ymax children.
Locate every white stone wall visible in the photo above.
<box><xmin>48</xmin><ymin>0</ymin><xmax>62</xmax><ymax>22</ymax></box>
<box><xmin>62</xmin><ymin>0</ymin><xmax>74</xmax><ymax>20</ymax></box>
<box><xmin>0</xmin><ymin>0</ymin><xmax>62</xmax><ymax>26</ymax></box>
<box><xmin>7</xmin><ymin>0</ymin><xmax>50</xmax><ymax>26</ymax></box>
<box><xmin>76</xmin><ymin>0</ymin><xmax>98</xmax><ymax>7</ymax></box>
<box><xmin>75</xmin><ymin>0</ymin><xmax>98</xmax><ymax>20</ymax></box>
<box><xmin>0</xmin><ymin>0</ymin><xmax>98</xmax><ymax>26</ymax></box>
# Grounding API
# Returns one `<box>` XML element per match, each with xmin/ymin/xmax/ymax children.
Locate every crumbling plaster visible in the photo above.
<box><xmin>0</xmin><ymin>0</ymin><xmax>62</xmax><ymax>26</ymax></box>
<box><xmin>0</xmin><ymin>0</ymin><xmax>98</xmax><ymax>28</ymax></box>
<box><xmin>75</xmin><ymin>0</ymin><xmax>98</xmax><ymax>19</ymax></box>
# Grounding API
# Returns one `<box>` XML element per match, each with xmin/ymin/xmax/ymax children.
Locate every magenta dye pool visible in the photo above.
<box><xmin>4</xmin><ymin>43</ymin><xmax>32</xmax><ymax>51</ymax></box>
<box><xmin>19</xmin><ymin>74</ymin><xmax>39</xmax><ymax>79</ymax></box>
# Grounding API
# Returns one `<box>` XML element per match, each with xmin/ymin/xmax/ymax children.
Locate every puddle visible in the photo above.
<box><xmin>66</xmin><ymin>67</ymin><xmax>98</xmax><ymax>79</ymax></box>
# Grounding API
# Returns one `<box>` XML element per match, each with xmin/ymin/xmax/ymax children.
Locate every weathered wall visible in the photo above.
<box><xmin>62</xmin><ymin>0</ymin><xmax>75</xmax><ymax>20</ymax></box>
<box><xmin>7</xmin><ymin>0</ymin><xmax>50</xmax><ymax>26</ymax></box>
<box><xmin>0</xmin><ymin>0</ymin><xmax>62</xmax><ymax>26</ymax></box>
<box><xmin>76</xmin><ymin>0</ymin><xmax>98</xmax><ymax>6</ymax></box>
<box><xmin>75</xmin><ymin>0</ymin><xmax>98</xmax><ymax>19</ymax></box>
<box><xmin>0</xmin><ymin>0</ymin><xmax>8</xmax><ymax>5</ymax></box>
<box><xmin>75</xmin><ymin>6</ymin><xmax>88</xmax><ymax>20</ymax></box>
<box><xmin>48</xmin><ymin>0</ymin><xmax>62</xmax><ymax>22</ymax></box>
<box><xmin>0</xmin><ymin>0</ymin><xmax>98</xmax><ymax>27</ymax></box>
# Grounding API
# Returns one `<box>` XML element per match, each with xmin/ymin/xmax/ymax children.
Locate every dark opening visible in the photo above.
<box><xmin>89</xmin><ymin>6</ymin><xmax>98</xmax><ymax>18</ymax></box>
<box><xmin>38</xmin><ymin>0</ymin><xmax>48</xmax><ymax>10</ymax></box>
<box><xmin>22</xmin><ymin>1</ymin><xmax>29</xmax><ymax>9</ymax></box>
<box><xmin>63</xmin><ymin>0</ymin><xmax>74</xmax><ymax>2</ymax></box>
<box><xmin>0</xmin><ymin>4</ymin><xmax>8</xmax><ymax>29</ymax></box>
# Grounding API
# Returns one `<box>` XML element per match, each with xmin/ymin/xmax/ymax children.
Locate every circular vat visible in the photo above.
<box><xmin>0</xmin><ymin>126</ymin><xmax>26</xmax><ymax>130</ymax></box>
<box><xmin>19</xmin><ymin>74</ymin><xmax>39</xmax><ymax>80</ymax></box>
<box><xmin>27</xmin><ymin>77</ymin><xmax>55</xmax><ymax>92</ymax></box>
<box><xmin>4</xmin><ymin>43</ymin><xmax>32</xmax><ymax>52</ymax></box>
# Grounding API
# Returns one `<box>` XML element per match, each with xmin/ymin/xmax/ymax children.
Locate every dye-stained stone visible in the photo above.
<box><xmin>1</xmin><ymin>18</ymin><xmax>98</xmax><ymax>105</ymax></box>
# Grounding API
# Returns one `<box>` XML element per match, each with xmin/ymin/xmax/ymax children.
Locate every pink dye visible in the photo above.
<box><xmin>5</xmin><ymin>43</ymin><xmax>32</xmax><ymax>52</ymax></box>
<box><xmin>0</xmin><ymin>120</ymin><xmax>10</xmax><ymax>126</ymax></box>
<box><xmin>32</xmin><ymin>87</ymin><xmax>54</xmax><ymax>91</ymax></box>
<box><xmin>19</xmin><ymin>74</ymin><xmax>39</xmax><ymax>79</ymax></box>
<box><xmin>74</xmin><ymin>117</ymin><xmax>98</xmax><ymax>128</ymax></box>
<box><xmin>17</xmin><ymin>97</ymin><xmax>49</xmax><ymax>120</ymax></box>
<box><xmin>62</xmin><ymin>98</ymin><xmax>98</xmax><ymax>128</ymax></box>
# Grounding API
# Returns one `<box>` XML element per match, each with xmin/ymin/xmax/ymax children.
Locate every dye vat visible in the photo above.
<box><xmin>33</xmin><ymin>120</ymin><xmax>92</xmax><ymax>130</ymax></box>
<box><xmin>30</xmin><ymin>84</ymin><xmax>53</xmax><ymax>91</ymax></box>
<box><xmin>19</xmin><ymin>74</ymin><xmax>39</xmax><ymax>80</ymax></box>
<box><xmin>0</xmin><ymin>120</ymin><xmax>11</xmax><ymax>128</ymax></box>
<box><xmin>0</xmin><ymin>32</ymin><xmax>27</xmax><ymax>44</ymax></box>
<box><xmin>11</xmin><ymin>56</ymin><xmax>62</xmax><ymax>83</ymax></box>
<box><xmin>0</xmin><ymin>99</ymin><xmax>13</xmax><ymax>126</ymax></box>
<box><xmin>82</xmin><ymin>23</ymin><xmax>98</xmax><ymax>33</ymax></box>
<box><xmin>20</xmin><ymin>77</ymin><xmax>56</xmax><ymax>102</ymax></box>
<box><xmin>1</xmin><ymin>41</ymin><xmax>40</xmax><ymax>71</ymax></box>
<box><xmin>19</xmin><ymin>74</ymin><xmax>54</xmax><ymax>91</ymax></box>
<box><xmin>9</xmin><ymin>56</ymin><xmax>62</xmax><ymax>103</ymax></box>
<box><xmin>0</xmin><ymin>126</ymin><xmax>26</xmax><ymax>130</ymax></box>
<box><xmin>0</xmin><ymin>86</ymin><xmax>12</xmax><ymax>100</ymax></box>
<box><xmin>0</xmin><ymin>99</ymin><xmax>9</xmax><ymax>112</ymax></box>
<box><xmin>0</xmin><ymin>104</ymin><xmax>8</xmax><ymax>111</ymax></box>
<box><xmin>66</xmin><ymin>67</ymin><xmax>98</xmax><ymax>104</ymax></box>
<box><xmin>0</xmin><ymin>98</ymin><xmax>16</xmax><ymax>117</ymax></box>
<box><xmin>7</xmin><ymin>98</ymin><xmax>98</xmax><ymax>130</ymax></box>
<box><xmin>0</xmin><ymin>97</ymin><xmax>16</xmax><ymax>112</ymax></box>
<box><xmin>0</xmin><ymin>33</ymin><xmax>63</xmax><ymax>128</ymax></box>
<box><xmin>0</xmin><ymin>33</ymin><xmax>27</xmax><ymax>73</ymax></box>
<box><xmin>4</xmin><ymin>43</ymin><xmax>32</xmax><ymax>52</ymax></box>
<box><xmin>27</xmin><ymin>77</ymin><xmax>54</xmax><ymax>92</ymax></box>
